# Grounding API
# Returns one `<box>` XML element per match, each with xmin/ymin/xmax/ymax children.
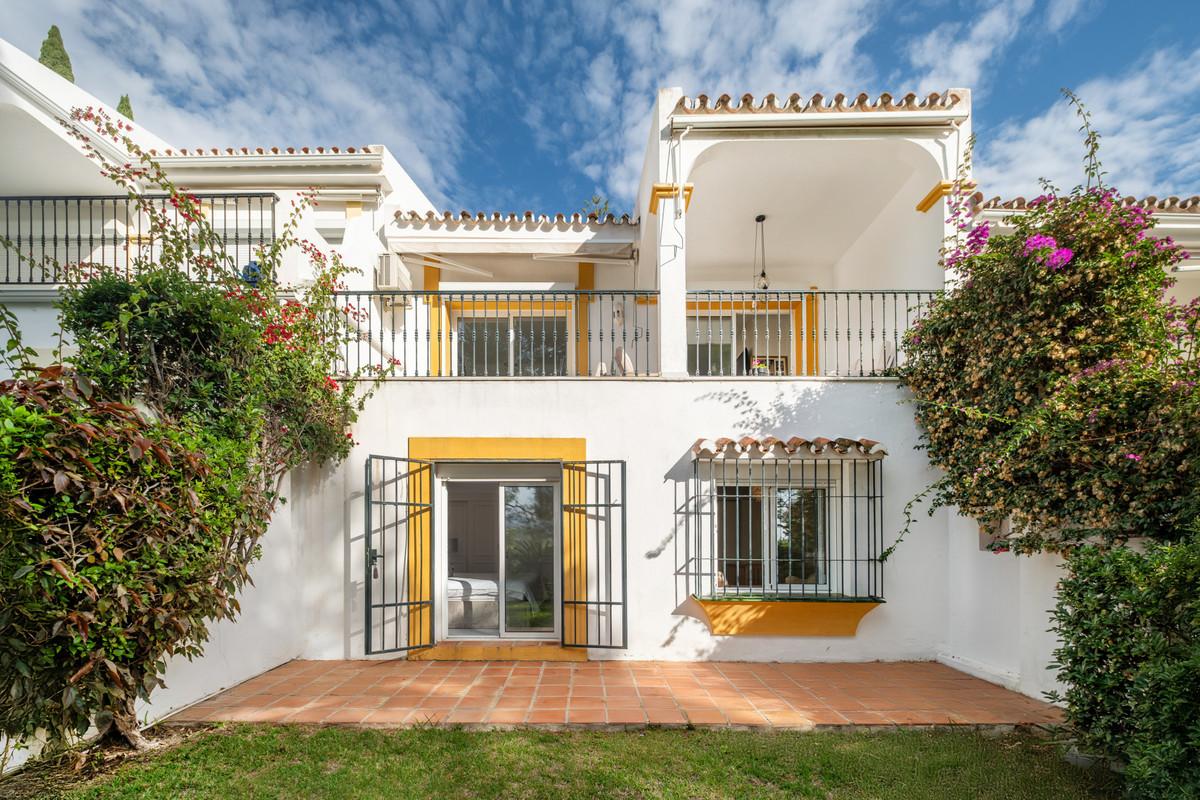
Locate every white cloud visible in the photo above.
<box><xmin>9</xmin><ymin>0</ymin><xmax>1185</xmax><ymax>214</ymax></box>
<box><xmin>4</xmin><ymin>0</ymin><xmax>493</xmax><ymax>206</ymax></box>
<box><xmin>906</xmin><ymin>0</ymin><xmax>1035</xmax><ymax>94</ymax></box>
<box><xmin>1045</xmin><ymin>0</ymin><xmax>1087</xmax><ymax>33</ymax></box>
<box><xmin>976</xmin><ymin>48</ymin><xmax>1200</xmax><ymax>199</ymax></box>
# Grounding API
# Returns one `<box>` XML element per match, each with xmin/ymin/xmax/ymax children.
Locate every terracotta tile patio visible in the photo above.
<box><xmin>168</xmin><ymin>660</ymin><xmax>1062</xmax><ymax>730</ymax></box>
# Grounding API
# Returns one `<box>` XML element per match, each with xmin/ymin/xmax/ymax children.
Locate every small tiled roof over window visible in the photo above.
<box><xmin>692</xmin><ymin>436</ymin><xmax>886</xmax><ymax>460</ymax></box>
<box><xmin>673</xmin><ymin>91</ymin><xmax>963</xmax><ymax>116</ymax></box>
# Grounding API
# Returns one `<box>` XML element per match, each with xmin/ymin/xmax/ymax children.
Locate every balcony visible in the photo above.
<box><xmin>686</xmin><ymin>290</ymin><xmax>940</xmax><ymax>377</ymax></box>
<box><xmin>336</xmin><ymin>290</ymin><xmax>660</xmax><ymax>377</ymax></box>
<box><xmin>0</xmin><ymin>193</ymin><xmax>277</xmax><ymax>283</ymax></box>
<box><xmin>335</xmin><ymin>288</ymin><xmax>939</xmax><ymax>379</ymax></box>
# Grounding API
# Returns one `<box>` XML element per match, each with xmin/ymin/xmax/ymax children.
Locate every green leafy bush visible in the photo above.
<box><xmin>899</xmin><ymin>100</ymin><xmax>1198</xmax><ymax>551</ymax></box>
<box><xmin>0</xmin><ymin>106</ymin><xmax>382</xmax><ymax>753</ymax></box>
<box><xmin>0</xmin><ymin>368</ymin><xmax>261</xmax><ymax>748</ymax></box>
<box><xmin>1050</xmin><ymin>530</ymin><xmax>1200</xmax><ymax>799</ymax></box>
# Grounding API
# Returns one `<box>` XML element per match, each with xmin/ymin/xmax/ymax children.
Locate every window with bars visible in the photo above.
<box><xmin>685</xmin><ymin>451</ymin><xmax>884</xmax><ymax>601</ymax></box>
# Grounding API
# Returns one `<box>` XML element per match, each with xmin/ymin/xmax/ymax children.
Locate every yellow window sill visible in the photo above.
<box><xmin>693</xmin><ymin>596</ymin><xmax>882</xmax><ymax>637</ymax></box>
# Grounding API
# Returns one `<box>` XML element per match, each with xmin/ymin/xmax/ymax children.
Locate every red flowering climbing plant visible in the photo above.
<box><xmin>899</xmin><ymin>91</ymin><xmax>1200</xmax><ymax>553</ymax></box>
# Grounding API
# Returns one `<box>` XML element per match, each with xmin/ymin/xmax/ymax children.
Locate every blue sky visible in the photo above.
<box><xmin>8</xmin><ymin>0</ymin><xmax>1200</xmax><ymax>213</ymax></box>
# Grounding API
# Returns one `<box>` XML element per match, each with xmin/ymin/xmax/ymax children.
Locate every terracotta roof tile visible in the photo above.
<box><xmin>673</xmin><ymin>90</ymin><xmax>963</xmax><ymax>116</ymax></box>
<box><xmin>147</xmin><ymin>145</ymin><xmax>377</xmax><ymax>158</ymax></box>
<box><xmin>692</xmin><ymin>436</ymin><xmax>887</xmax><ymax>460</ymax></box>
<box><xmin>395</xmin><ymin>209</ymin><xmax>637</xmax><ymax>229</ymax></box>
<box><xmin>973</xmin><ymin>191</ymin><xmax>1200</xmax><ymax>215</ymax></box>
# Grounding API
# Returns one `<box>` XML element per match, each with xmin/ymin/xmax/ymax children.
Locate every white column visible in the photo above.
<box><xmin>657</xmin><ymin>196</ymin><xmax>689</xmax><ymax>376</ymax></box>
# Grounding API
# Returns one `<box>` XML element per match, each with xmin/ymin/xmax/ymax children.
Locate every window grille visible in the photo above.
<box><xmin>684</xmin><ymin>439</ymin><xmax>885</xmax><ymax>601</ymax></box>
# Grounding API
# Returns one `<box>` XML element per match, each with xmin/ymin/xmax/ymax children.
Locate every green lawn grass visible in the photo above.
<box><xmin>21</xmin><ymin>726</ymin><xmax>1119</xmax><ymax>800</ymax></box>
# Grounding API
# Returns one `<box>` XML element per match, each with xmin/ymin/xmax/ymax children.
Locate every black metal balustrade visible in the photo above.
<box><xmin>0</xmin><ymin>193</ymin><xmax>277</xmax><ymax>283</ymax></box>
<box><xmin>335</xmin><ymin>290</ymin><xmax>659</xmax><ymax>377</ymax></box>
<box><xmin>681</xmin><ymin>449</ymin><xmax>885</xmax><ymax>602</ymax></box>
<box><xmin>686</xmin><ymin>289</ymin><xmax>940</xmax><ymax>377</ymax></box>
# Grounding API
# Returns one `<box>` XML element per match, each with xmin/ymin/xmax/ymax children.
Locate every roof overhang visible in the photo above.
<box><xmin>156</xmin><ymin>148</ymin><xmax>391</xmax><ymax>194</ymax></box>
<box><xmin>388</xmin><ymin>213</ymin><xmax>638</xmax><ymax>256</ymax></box>
<box><xmin>670</xmin><ymin>91</ymin><xmax>969</xmax><ymax>132</ymax></box>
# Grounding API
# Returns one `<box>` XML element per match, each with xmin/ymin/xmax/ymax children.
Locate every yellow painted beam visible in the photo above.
<box><xmin>408</xmin><ymin>437</ymin><xmax>585</xmax><ymax>462</ymax></box>
<box><xmin>424</xmin><ymin>264</ymin><xmax>444</xmax><ymax>376</ymax></box>
<box><xmin>576</xmin><ymin>262</ymin><xmax>594</xmax><ymax>376</ymax></box>
<box><xmin>915</xmin><ymin>180</ymin><xmax>953</xmax><ymax>213</ymax></box>
<box><xmin>693</xmin><ymin>598</ymin><xmax>881</xmax><ymax>636</ymax></box>
<box><xmin>648</xmin><ymin>183</ymin><xmax>694</xmax><ymax>215</ymax></box>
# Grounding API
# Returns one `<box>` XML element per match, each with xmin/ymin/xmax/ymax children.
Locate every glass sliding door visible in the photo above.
<box><xmin>501</xmin><ymin>485</ymin><xmax>558</xmax><ymax>635</ymax></box>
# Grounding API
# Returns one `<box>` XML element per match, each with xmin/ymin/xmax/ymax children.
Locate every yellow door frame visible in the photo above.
<box><xmin>406</xmin><ymin>437</ymin><xmax>588</xmax><ymax>647</ymax></box>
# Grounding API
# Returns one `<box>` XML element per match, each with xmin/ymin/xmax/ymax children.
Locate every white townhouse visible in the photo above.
<box><xmin>3</xmin><ymin>36</ymin><xmax>1199</xmax><ymax>724</ymax></box>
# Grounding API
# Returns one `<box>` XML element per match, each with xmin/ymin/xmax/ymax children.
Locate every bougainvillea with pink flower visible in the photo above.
<box><xmin>900</xmin><ymin>93</ymin><xmax>1200</xmax><ymax>552</ymax></box>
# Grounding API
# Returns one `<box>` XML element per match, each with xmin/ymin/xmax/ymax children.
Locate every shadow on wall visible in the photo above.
<box><xmin>652</xmin><ymin>382</ymin><xmax>912</xmax><ymax>661</ymax></box>
<box><xmin>654</xmin><ymin>384</ymin><xmax>843</xmax><ymax>610</ymax></box>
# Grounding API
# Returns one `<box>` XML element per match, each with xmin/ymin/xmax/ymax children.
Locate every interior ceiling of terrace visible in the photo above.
<box><xmin>684</xmin><ymin>138</ymin><xmax>939</xmax><ymax>287</ymax></box>
<box><xmin>0</xmin><ymin>106</ymin><xmax>114</xmax><ymax>195</ymax></box>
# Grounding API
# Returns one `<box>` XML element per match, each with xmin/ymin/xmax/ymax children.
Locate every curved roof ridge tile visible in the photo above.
<box><xmin>974</xmin><ymin>192</ymin><xmax>1200</xmax><ymax>214</ymax></box>
<box><xmin>392</xmin><ymin>209</ymin><xmax>638</xmax><ymax>227</ymax></box>
<box><xmin>673</xmin><ymin>89</ymin><xmax>963</xmax><ymax>116</ymax></box>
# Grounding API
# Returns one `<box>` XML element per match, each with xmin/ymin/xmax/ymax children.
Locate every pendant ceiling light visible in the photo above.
<box><xmin>752</xmin><ymin>213</ymin><xmax>769</xmax><ymax>290</ymax></box>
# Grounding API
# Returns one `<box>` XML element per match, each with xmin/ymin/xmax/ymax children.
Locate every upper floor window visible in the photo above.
<box><xmin>456</xmin><ymin>313</ymin><xmax>570</xmax><ymax>376</ymax></box>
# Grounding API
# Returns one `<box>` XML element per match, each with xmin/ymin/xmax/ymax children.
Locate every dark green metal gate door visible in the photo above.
<box><xmin>561</xmin><ymin>460</ymin><xmax>628</xmax><ymax>649</ymax></box>
<box><xmin>364</xmin><ymin>455</ymin><xmax>434</xmax><ymax>654</ymax></box>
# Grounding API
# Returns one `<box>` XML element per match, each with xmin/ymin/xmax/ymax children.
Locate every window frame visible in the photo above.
<box><xmin>451</xmin><ymin>307</ymin><xmax>575</xmax><ymax>377</ymax></box>
<box><xmin>713</xmin><ymin>480</ymin><xmax>837</xmax><ymax>598</ymax></box>
<box><xmin>687</xmin><ymin>309</ymin><xmax>794</xmax><ymax>376</ymax></box>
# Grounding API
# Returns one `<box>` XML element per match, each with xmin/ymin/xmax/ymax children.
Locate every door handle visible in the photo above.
<box><xmin>369</xmin><ymin>548</ymin><xmax>380</xmax><ymax>579</ymax></box>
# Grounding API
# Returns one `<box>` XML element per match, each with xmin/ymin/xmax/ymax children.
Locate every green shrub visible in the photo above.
<box><xmin>1051</xmin><ymin>530</ymin><xmax>1200</xmax><ymax>799</ymax></box>
<box><xmin>899</xmin><ymin>97</ymin><xmax>1198</xmax><ymax>551</ymax></box>
<box><xmin>0</xmin><ymin>105</ymin><xmax>383</xmax><ymax>754</ymax></box>
<box><xmin>0</xmin><ymin>368</ymin><xmax>262</xmax><ymax>748</ymax></box>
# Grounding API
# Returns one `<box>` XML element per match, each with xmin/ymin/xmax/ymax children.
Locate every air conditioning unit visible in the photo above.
<box><xmin>374</xmin><ymin>253</ymin><xmax>412</xmax><ymax>291</ymax></box>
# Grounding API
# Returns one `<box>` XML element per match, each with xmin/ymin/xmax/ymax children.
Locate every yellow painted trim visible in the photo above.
<box><xmin>406</xmin><ymin>464</ymin><xmax>434</xmax><ymax>648</ymax></box>
<box><xmin>648</xmin><ymin>183</ymin><xmax>694</xmax><ymax>214</ymax></box>
<box><xmin>693</xmin><ymin>598</ymin><xmax>881</xmax><ymax>637</ymax></box>
<box><xmin>424</xmin><ymin>265</ymin><xmax>445</xmax><ymax>376</ymax></box>
<box><xmin>447</xmin><ymin>300</ymin><xmax>574</xmax><ymax>314</ymax></box>
<box><xmin>409</xmin><ymin>640</ymin><xmax>587</xmax><ymax>662</ymax></box>
<box><xmin>345</xmin><ymin>200</ymin><xmax>362</xmax><ymax>219</ymax></box>
<box><xmin>408</xmin><ymin>437</ymin><xmax>585</xmax><ymax>462</ymax></box>
<box><xmin>916</xmin><ymin>180</ymin><xmax>978</xmax><ymax>213</ymax></box>
<box><xmin>407</xmin><ymin>437</ymin><xmax>589</xmax><ymax>650</ymax></box>
<box><xmin>576</xmin><ymin>262</ymin><xmax>594</xmax><ymax>376</ymax></box>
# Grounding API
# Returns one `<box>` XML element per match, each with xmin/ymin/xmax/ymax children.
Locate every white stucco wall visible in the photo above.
<box><xmin>140</xmin><ymin>481</ymin><xmax>305</xmax><ymax>723</ymax></box>
<box><xmin>293</xmin><ymin>378</ymin><xmax>952</xmax><ymax>663</ymax></box>
<box><xmin>940</xmin><ymin>514</ymin><xmax>1064</xmax><ymax>699</ymax></box>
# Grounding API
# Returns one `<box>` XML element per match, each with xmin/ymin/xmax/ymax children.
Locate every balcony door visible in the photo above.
<box><xmin>444</xmin><ymin>480</ymin><xmax>560</xmax><ymax>639</ymax></box>
<box><xmin>455</xmin><ymin>314</ymin><xmax>571</xmax><ymax>376</ymax></box>
<box><xmin>688</xmin><ymin>312</ymin><xmax>793</xmax><ymax>376</ymax></box>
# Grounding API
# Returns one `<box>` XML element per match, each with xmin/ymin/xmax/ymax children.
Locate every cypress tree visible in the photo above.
<box><xmin>38</xmin><ymin>25</ymin><xmax>74</xmax><ymax>83</ymax></box>
<box><xmin>117</xmin><ymin>94</ymin><xmax>134</xmax><ymax>120</ymax></box>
